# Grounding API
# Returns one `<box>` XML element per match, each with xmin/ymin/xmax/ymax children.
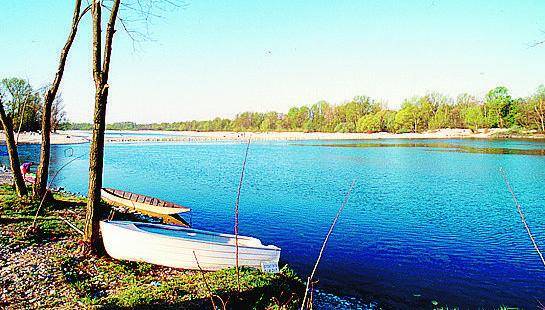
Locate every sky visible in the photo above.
<box><xmin>1</xmin><ymin>0</ymin><xmax>544</xmax><ymax>123</ymax></box>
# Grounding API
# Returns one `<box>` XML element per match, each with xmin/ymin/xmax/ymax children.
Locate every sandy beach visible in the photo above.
<box><xmin>0</xmin><ymin>131</ymin><xmax>89</xmax><ymax>145</ymax></box>
<box><xmin>1</xmin><ymin>128</ymin><xmax>543</xmax><ymax>145</ymax></box>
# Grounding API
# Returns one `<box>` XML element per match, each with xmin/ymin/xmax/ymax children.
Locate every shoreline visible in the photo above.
<box><xmin>0</xmin><ymin>185</ymin><xmax>304</xmax><ymax>309</ymax></box>
<box><xmin>1</xmin><ymin>128</ymin><xmax>544</xmax><ymax>145</ymax></box>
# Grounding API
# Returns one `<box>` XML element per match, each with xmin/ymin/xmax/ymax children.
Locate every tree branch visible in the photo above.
<box><xmin>78</xmin><ymin>4</ymin><xmax>92</xmax><ymax>23</ymax></box>
<box><xmin>91</xmin><ymin>1</ymin><xmax>103</xmax><ymax>85</ymax></box>
<box><xmin>48</xmin><ymin>0</ymin><xmax>83</xmax><ymax>102</ymax></box>
<box><xmin>102</xmin><ymin>0</ymin><xmax>121</xmax><ymax>84</ymax></box>
<box><xmin>529</xmin><ymin>30</ymin><xmax>545</xmax><ymax>48</ymax></box>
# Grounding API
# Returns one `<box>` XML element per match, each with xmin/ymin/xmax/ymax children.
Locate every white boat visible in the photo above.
<box><xmin>100</xmin><ymin>220</ymin><xmax>281</xmax><ymax>271</ymax></box>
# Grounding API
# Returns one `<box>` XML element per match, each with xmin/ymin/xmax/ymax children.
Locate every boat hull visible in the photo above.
<box><xmin>101</xmin><ymin>188</ymin><xmax>190</xmax><ymax>215</ymax></box>
<box><xmin>101</xmin><ymin>188</ymin><xmax>190</xmax><ymax>227</ymax></box>
<box><xmin>100</xmin><ymin>221</ymin><xmax>281</xmax><ymax>271</ymax></box>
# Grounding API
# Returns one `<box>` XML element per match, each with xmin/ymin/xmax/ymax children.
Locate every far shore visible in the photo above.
<box><xmin>1</xmin><ymin>128</ymin><xmax>544</xmax><ymax>145</ymax></box>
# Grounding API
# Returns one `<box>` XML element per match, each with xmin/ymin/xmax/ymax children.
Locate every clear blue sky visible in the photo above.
<box><xmin>1</xmin><ymin>1</ymin><xmax>544</xmax><ymax>123</ymax></box>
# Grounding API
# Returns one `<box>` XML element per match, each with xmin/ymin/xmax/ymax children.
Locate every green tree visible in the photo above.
<box><xmin>394</xmin><ymin>97</ymin><xmax>427</xmax><ymax>133</ymax></box>
<box><xmin>309</xmin><ymin>100</ymin><xmax>331</xmax><ymax>131</ymax></box>
<box><xmin>0</xmin><ymin>78</ymin><xmax>42</xmax><ymax>132</ymax></box>
<box><xmin>529</xmin><ymin>85</ymin><xmax>545</xmax><ymax>132</ymax></box>
<box><xmin>345</xmin><ymin>96</ymin><xmax>378</xmax><ymax>127</ymax></box>
<box><xmin>462</xmin><ymin>104</ymin><xmax>485</xmax><ymax>131</ymax></box>
<box><xmin>514</xmin><ymin>85</ymin><xmax>545</xmax><ymax>132</ymax></box>
<box><xmin>232</xmin><ymin>112</ymin><xmax>253</xmax><ymax>131</ymax></box>
<box><xmin>60</xmin><ymin>85</ymin><xmax>545</xmax><ymax>135</ymax></box>
<box><xmin>356</xmin><ymin>114</ymin><xmax>377</xmax><ymax>132</ymax></box>
<box><xmin>259</xmin><ymin>118</ymin><xmax>271</xmax><ymax>131</ymax></box>
<box><xmin>484</xmin><ymin>86</ymin><xmax>512</xmax><ymax>128</ymax></box>
<box><xmin>452</xmin><ymin>93</ymin><xmax>478</xmax><ymax>128</ymax></box>
<box><xmin>356</xmin><ymin>110</ymin><xmax>396</xmax><ymax>132</ymax></box>
<box><xmin>428</xmin><ymin>105</ymin><xmax>452</xmax><ymax>129</ymax></box>
<box><xmin>261</xmin><ymin>112</ymin><xmax>279</xmax><ymax>131</ymax></box>
<box><xmin>507</xmin><ymin>98</ymin><xmax>526</xmax><ymax>129</ymax></box>
<box><xmin>333</xmin><ymin>122</ymin><xmax>353</xmax><ymax>133</ymax></box>
<box><xmin>286</xmin><ymin>106</ymin><xmax>309</xmax><ymax>130</ymax></box>
<box><xmin>383</xmin><ymin>110</ymin><xmax>397</xmax><ymax>132</ymax></box>
<box><xmin>422</xmin><ymin>93</ymin><xmax>453</xmax><ymax>129</ymax></box>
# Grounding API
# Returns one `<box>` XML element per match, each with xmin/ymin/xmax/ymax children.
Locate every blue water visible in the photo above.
<box><xmin>4</xmin><ymin>138</ymin><xmax>545</xmax><ymax>308</ymax></box>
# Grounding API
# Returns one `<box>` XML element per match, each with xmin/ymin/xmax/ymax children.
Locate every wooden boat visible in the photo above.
<box><xmin>101</xmin><ymin>188</ymin><xmax>191</xmax><ymax>227</ymax></box>
<box><xmin>100</xmin><ymin>220</ymin><xmax>281</xmax><ymax>271</ymax></box>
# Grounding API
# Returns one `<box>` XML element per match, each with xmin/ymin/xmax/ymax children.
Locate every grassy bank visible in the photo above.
<box><xmin>0</xmin><ymin>185</ymin><xmax>304</xmax><ymax>309</ymax></box>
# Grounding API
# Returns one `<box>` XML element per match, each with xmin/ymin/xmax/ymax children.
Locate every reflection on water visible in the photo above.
<box><xmin>298</xmin><ymin>142</ymin><xmax>545</xmax><ymax>156</ymax></box>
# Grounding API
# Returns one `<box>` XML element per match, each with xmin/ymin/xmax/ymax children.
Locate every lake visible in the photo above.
<box><xmin>4</xmin><ymin>138</ymin><xmax>545</xmax><ymax>308</ymax></box>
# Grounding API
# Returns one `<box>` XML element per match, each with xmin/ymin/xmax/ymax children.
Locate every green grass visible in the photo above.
<box><xmin>101</xmin><ymin>266</ymin><xmax>302</xmax><ymax>309</ymax></box>
<box><xmin>0</xmin><ymin>184</ymin><xmax>86</xmax><ymax>247</ymax></box>
<box><xmin>55</xmin><ymin>241</ymin><xmax>303</xmax><ymax>309</ymax></box>
<box><xmin>1</xmin><ymin>185</ymin><xmax>304</xmax><ymax>309</ymax></box>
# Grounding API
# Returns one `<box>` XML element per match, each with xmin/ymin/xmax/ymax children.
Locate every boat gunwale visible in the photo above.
<box><xmin>101</xmin><ymin>188</ymin><xmax>191</xmax><ymax>213</ymax></box>
<box><xmin>101</xmin><ymin>220</ymin><xmax>281</xmax><ymax>252</ymax></box>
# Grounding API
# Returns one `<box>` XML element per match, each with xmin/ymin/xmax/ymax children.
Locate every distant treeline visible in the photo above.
<box><xmin>62</xmin><ymin>86</ymin><xmax>545</xmax><ymax>133</ymax></box>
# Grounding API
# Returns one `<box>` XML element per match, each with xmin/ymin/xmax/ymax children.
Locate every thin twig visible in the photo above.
<box><xmin>499</xmin><ymin>167</ymin><xmax>545</xmax><ymax>269</ymax></box>
<box><xmin>529</xmin><ymin>40</ymin><xmax>545</xmax><ymax>48</ymax></box>
<box><xmin>60</xmin><ymin>217</ymin><xmax>84</xmax><ymax>235</ymax></box>
<box><xmin>6</xmin><ymin>216</ymin><xmax>83</xmax><ymax>236</ymax></box>
<box><xmin>301</xmin><ymin>180</ymin><xmax>356</xmax><ymax>310</ymax></box>
<box><xmin>234</xmin><ymin>139</ymin><xmax>251</xmax><ymax>292</ymax></box>
<box><xmin>193</xmin><ymin>251</ymin><xmax>218</xmax><ymax>310</ymax></box>
<box><xmin>272</xmin><ymin>292</ymin><xmax>296</xmax><ymax>309</ymax></box>
<box><xmin>15</xmin><ymin>98</ymin><xmax>28</xmax><ymax>144</ymax></box>
<box><xmin>31</xmin><ymin>154</ymin><xmax>85</xmax><ymax>228</ymax></box>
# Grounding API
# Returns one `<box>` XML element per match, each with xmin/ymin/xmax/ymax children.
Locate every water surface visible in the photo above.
<box><xmin>4</xmin><ymin>138</ymin><xmax>545</xmax><ymax>308</ymax></box>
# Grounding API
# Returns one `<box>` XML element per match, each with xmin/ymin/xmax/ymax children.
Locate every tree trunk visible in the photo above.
<box><xmin>34</xmin><ymin>92</ymin><xmax>52</xmax><ymax>197</ymax></box>
<box><xmin>83</xmin><ymin>90</ymin><xmax>107</xmax><ymax>249</ymax></box>
<box><xmin>0</xmin><ymin>102</ymin><xmax>27</xmax><ymax>196</ymax></box>
<box><xmin>34</xmin><ymin>0</ymin><xmax>84</xmax><ymax>199</ymax></box>
<box><xmin>538</xmin><ymin>102</ymin><xmax>545</xmax><ymax>133</ymax></box>
<box><xmin>84</xmin><ymin>0</ymin><xmax>120</xmax><ymax>251</ymax></box>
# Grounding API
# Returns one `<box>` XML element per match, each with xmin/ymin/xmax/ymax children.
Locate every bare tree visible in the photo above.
<box><xmin>83</xmin><ymin>0</ymin><xmax>122</xmax><ymax>251</ymax></box>
<box><xmin>83</xmin><ymin>0</ymin><xmax>182</xmax><ymax>251</ymax></box>
<box><xmin>34</xmin><ymin>0</ymin><xmax>90</xmax><ymax>199</ymax></box>
<box><xmin>0</xmin><ymin>96</ymin><xmax>27</xmax><ymax>196</ymax></box>
<box><xmin>51</xmin><ymin>95</ymin><xmax>67</xmax><ymax>133</ymax></box>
